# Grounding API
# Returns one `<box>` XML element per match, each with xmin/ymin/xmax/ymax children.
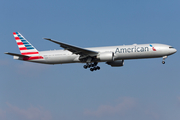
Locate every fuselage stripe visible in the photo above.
<box><xmin>21</xmin><ymin>52</ymin><xmax>39</xmax><ymax>55</ymax></box>
<box><xmin>23</xmin><ymin>56</ymin><xmax>44</xmax><ymax>60</ymax></box>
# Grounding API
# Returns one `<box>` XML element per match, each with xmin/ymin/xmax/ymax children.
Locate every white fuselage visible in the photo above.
<box><xmin>21</xmin><ymin>43</ymin><xmax>176</xmax><ymax>64</ymax></box>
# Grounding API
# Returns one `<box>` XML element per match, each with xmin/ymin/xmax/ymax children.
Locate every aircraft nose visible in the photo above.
<box><xmin>168</xmin><ymin>47</ymin><xmax>177</xmax><ymax>55</ymax></box>
<box><xmin>174</xmin><ymin>48</ymin><xmax>177</xmax><ymax>53</ymax></box>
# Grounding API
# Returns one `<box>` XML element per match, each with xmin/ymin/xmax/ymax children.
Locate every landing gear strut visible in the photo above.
<box><xmin>83</xmin><ymin>62</ymin><xmax>100</xmax><ymax>71</ymax></box>
<box><xmin>162</xmin><ymin>56</ymin><xmax>167</xmax><ymax>64</ymax></box>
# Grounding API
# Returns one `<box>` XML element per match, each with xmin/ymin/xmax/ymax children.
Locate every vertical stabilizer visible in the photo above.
<box><xmin>13</xmin><ymin>32</ymin><xmax>43</xmax><ymax>60</ymax></box>
<box><xmin>13</xmin><ymin>32</ymin><xmax>39</xmax><ymax>56</ymax></box>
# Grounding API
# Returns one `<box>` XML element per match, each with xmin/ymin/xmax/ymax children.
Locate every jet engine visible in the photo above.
<box><xmin>106</xmin><ymin>60</ymin><xmax>124</xmax><ymax>67</ymax></box>
<box><xmin>97</xmin><ymin>52</ymin><xmax>114</xmax><ymax>61</ymax></box>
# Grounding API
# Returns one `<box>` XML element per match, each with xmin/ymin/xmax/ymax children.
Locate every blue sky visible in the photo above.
<box><xmin>1</xmin><ymin>0</ymin><xmax>180</xmax><ymax>120</ymax></box>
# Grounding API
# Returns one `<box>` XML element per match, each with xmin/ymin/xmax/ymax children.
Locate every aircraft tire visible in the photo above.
<box><xmin>97</xmin><ymin>66</ymin><xmax>100</xmax><ymax>70</ymax></box>
<box><xmin>84</xmin><ymin>65</ymin><xmax>87</xmax><ymax>69</ymax></box>
<box><xmin>94</xmin><ymin>67</ymin><xmax>97</xmax><ymax>71</ymax></box>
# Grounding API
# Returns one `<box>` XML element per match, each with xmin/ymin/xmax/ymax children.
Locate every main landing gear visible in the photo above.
<box><xmin>162</xmin><ymin>56</ymin><xmax>167</xmax><ymax>64</ymax></box>
<box><xmin>83</xmin><ymin>62</ymin><xmax>100</xmax><ymax>71</ymax></box>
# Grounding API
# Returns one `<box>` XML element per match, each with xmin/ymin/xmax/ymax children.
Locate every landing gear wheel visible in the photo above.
<box><xmin>94</xmin><ymin>67</ymin><xmax>97</xmax><ymax>71</ymax></box>
<box><xmin>83</xmin><ymin>65</ymin><xmax>87</xmax><ymax>69</ymax></box>
<box><xmin>87</xmin><ymin>64</ymin><xmax>90</xmax><ymax>68</ymax></box>
<box><xmin>83</xmin><ymin>62</ymin><xmax>100</xmax><ymax>71</ymax></box>
<box><xmin>90</xmin><ymin>68</ymin><xmax>94</xmax><ymax>71</ymax></box>
<box><xmin>162</xmin><ymin>61</ymin><xmax>165</xmax><ymax>64</ymax></box>
<box><xmin>97</xmin><ymin>66</ymin><xmax>100</xmax><ymax>70</ymax></box>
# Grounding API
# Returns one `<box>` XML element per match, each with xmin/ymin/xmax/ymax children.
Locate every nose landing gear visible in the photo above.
<box><xmin>162</xmin><ymin>56</ymin><xmax>167</xmax><ymax>64</ymax></box>
<box><xmin>83</xmin><ymin>62</ymin><xmax>100</xmax><ymax>71</ymax></box>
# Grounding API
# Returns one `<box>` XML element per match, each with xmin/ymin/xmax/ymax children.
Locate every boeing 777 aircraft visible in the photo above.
<box><xmin>5</xmin><ymin>32</ymin><xmax>177</xmax><ymax>71</ymax></box>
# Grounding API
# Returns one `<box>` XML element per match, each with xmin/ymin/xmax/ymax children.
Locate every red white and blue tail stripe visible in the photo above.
<box><xmin>13</xmin><ymin>32</ymin><xmax>43</xmax><ymax>60</ymax></box>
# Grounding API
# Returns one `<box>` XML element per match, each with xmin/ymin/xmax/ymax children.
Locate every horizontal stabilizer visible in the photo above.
<box><xmin>4</xmin><ymin>52</ymin><xmax>29</xmax><ymax>57</ymax></box>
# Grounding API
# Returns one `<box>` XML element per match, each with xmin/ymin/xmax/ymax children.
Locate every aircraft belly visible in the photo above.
<box><xmin>44</xmin><ymin>55</ymin><xmax>77</xmax><ymax>64</ymax></box>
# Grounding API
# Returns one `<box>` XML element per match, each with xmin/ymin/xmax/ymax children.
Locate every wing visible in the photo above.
<box><xmin>44</xmin><ymin>38</ymin><xmax>98</xmax><ymax>57</ymax></box>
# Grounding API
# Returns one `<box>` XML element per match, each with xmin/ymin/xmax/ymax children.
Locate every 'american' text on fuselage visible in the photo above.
<box><xmin>115</xmin><ymin>46</ymin><xmax>149</xmax><ymax>53</ymax></box>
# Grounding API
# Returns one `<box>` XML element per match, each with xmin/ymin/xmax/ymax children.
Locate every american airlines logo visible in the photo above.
<box><xmin>149</xmin><ymin>44</ymin><xmax>156</xmax><ymax>51</ymax></box>
<box><xmin>115</xmin><ymin>46</ymin><xmax>149</xmax><ymax>53</ymax></box>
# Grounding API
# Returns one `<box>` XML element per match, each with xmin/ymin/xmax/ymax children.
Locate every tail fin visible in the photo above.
<box><xmin>13</xmin><ymin>32</ymin><xmax>40</xmax><ymax>56</ymax></box>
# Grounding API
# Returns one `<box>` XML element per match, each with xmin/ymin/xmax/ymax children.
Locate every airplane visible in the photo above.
<box><xmin>5</xmin><ymin>32</ymin><xmax>177</xmax><ymax>72</ymax></box>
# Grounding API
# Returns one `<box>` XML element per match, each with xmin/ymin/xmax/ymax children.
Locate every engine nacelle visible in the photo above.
<box><xmin>106</xmin><ymin>60</ymin><xmax>124</xmax><ymax>67</ymax></box>
<box><xmin>97</xmin><ymin>52</ymin><xmax>114</xmax><ymax>62</ymax></box>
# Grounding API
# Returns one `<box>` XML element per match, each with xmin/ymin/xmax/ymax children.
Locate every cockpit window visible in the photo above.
<box><xmin>169</xmin><ymin>47</ymin><xmax>174</xmax><ymax>48</ymax></box>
